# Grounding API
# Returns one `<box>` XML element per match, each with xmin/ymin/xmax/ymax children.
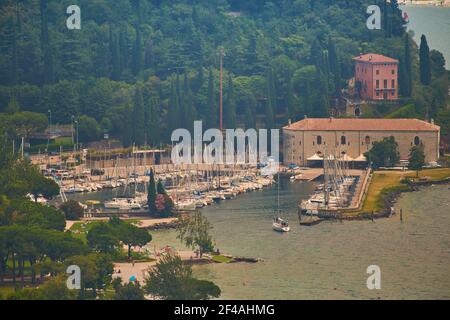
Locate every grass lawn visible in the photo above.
<box><xmin>0</xmin><ymin>286</ymin><xmax>16</xmax><ymax>298</ymax></box>
<box><xmin>69</xmin><ymin>219</ymin><xmax>140</xmax><ymax>244</ymax></box>
<box><xmin>211</xmin><ymin>255</ymin><xmax>234</xmax><ymax>263</ymax></box>
<box><xmin>357</xmin><ymin>168</ymin><xmax>450</xmax><ymax>214</ymax></box>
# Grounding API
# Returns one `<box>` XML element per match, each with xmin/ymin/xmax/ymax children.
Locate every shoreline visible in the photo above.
<box><xmin>342</xmin><ymin>177</ymin><xmax>450</xmax><ymax>221</ymax></box>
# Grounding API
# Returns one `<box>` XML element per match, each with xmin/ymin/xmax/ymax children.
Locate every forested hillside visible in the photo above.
<box><xmin>0</xmin><ymin>0</ymin><xmax>447</xmax><ymax>147</ymax></box>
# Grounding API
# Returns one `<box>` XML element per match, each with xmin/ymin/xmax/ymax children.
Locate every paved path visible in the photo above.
<box><xmin>64</xmin><ymin>217</ymin><xmax>178</xmax><ymax>231</ymax></box>
<box><xmin>113</xmin><ymin>250</ymin><xmax>207</xmax><ymax>284</ymax></box>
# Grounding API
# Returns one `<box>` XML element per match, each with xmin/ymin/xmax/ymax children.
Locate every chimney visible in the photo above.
<box><xmin>304</xmin><ymin>115</ymin><xmax>308</xmax><ymax>119</ymax></box>
<box><xmin>288</xmin><ymin>119</ymin><xmax>292</xmax><ymax>125</ymax></box>
<box><xmin>431</xmin><ymin>118</ymin><xmax>434</xmax><ymax>125</ymax></box>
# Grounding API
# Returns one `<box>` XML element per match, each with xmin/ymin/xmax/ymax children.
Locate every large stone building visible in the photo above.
<box><xmin>353</xmin><ymin>53</ymin><xmax>399</xmax><ymax>101</ymax></box>
<box><xmin>283</xmin><ymin>118</ymin><xmax>440</xmax><ymax>166</ymax></box>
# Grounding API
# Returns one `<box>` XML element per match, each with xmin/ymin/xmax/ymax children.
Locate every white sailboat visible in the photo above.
<box><xmin>272</xmin><ymin>171</ymin><xmax>290</xmax><ymax>233</ymax></box>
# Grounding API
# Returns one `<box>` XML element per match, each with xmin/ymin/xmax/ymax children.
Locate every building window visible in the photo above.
<box><xmin>341</xmin><ymin>136</ymin><xmax>346</xmax><ymax>145</ymax></box>
<box><xmin>391</xmin><ymin>69</ymin><xmax>395</xmax><ymax>75</ymax></box>
<box><xmin>317</xmin><ymin>136</ymin><xmax>322</xmax><ymax>145</ymax></box>
<box><xmin>414</xmin><ymin>136</ymin><xmax>420</xmax><ymax>146</ymax></box>
<box><xmin>376</xmin><ymin>80</ymin><xmax>380</xmax><ymax>89</ymax></box>
<box><xmin>376</xmin><ymin>70</ymin><xmax>380</xmax><ymax>75</ymax></box>
<box><xmin>391</xmin><ymin>79</ymin><xmax>395</xmax><ymax>88</ymax></box>
<box><xmin>365</xmin><ymin>136</ymin><xmax>371</xmax><ymax>144</ymax></box>
<box><xmin>384</xmin><ymin>79</ymin><xmax>388</xmax><ymax>88</ymax></box>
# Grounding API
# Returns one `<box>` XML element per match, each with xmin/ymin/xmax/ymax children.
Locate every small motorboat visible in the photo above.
<box><xmin>272</xmin><ymin>217</ymin><xmax>290</xmax><ymax>233</ymax></box>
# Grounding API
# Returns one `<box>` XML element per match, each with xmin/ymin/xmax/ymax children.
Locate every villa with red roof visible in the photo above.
<box><xmin>283</xmin><ymin>118</ymin><xmax>440</xmax><ymax>166</ymax></box>
<box><xmin>353</xmin><ymin>53</ymin><xmax>399</xmax><ymax>101</ymax></box>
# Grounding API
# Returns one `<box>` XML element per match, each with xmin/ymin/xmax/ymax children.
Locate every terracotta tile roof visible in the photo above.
<box><xmin>283</xmin><ymin>118</ymin><xmax>440</xmax><ymax>132</ymax></box>
<box><xmin>353</xmin><ymin>53</ymin><xmax>399</xmax><ymax>64</ymax></box>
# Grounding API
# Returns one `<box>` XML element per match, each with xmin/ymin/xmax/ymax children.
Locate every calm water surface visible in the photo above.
<box><xmin>150</xmin><ymin>181</ymin><xmax>450</xmax><ymax>300</ymax></box>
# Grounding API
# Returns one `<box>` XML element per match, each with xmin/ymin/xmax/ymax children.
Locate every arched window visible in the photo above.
<box><xmin>341</xmin><ymin>136</ymin><xmax>347</xmax><ymax>145</ymax></box>
<box><xmin>365</xmin><ymin>136</ymin><xmax>371</xmax><ymax>145</ymax></box>
<box><xmin>317</xmin><ymin>136</ymin><xmax>322</xmax><ymax>145</ymax></box>
<box><xmin>414</xmin><ymin>136</ymin><xmax>420</xmax><ymax>146</ymax></box>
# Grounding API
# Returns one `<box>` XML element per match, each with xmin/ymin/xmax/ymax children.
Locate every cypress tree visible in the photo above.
<box><xmin>183</xmin><ymin>71</ymin><xmax>194</xmax><ymax>132</ymax></box>
<box><xmin>328</xmin><ymin>37</ymin><xmax>341</xmax><ymax>97</ymax></box>
<box><xmin>303</xmin><ymin>80</ymin><xmax>312</xmax><ymax>117</ymax></box>
<box><xmin>147</xmin><ymin>169</ymin><xmax>157</xmax><ymax>215</ymax></box>
<box><xmin>419</xmin><ymin>35</ymin><xmax>431</xmax><ymax>85</ymax></box>
<box><xmin>267</xmin><ymin>68</ymin><xmax>277</xmax><ymax>114</ymax></box>
<box><xmin>132</xmin><ymin>26</ymin><xmax>142</xmax><ymax>76</ymax></box>
<box><xmin>147</xmin><ymin>95</ymin><xmax>160</xmax><ymax>146</ymax></box>
<box><xmin>111</xmin><ymin>33</ymin><xmax>121</xmax><ymax>81</ymax></box>
<box><xmin>122</xmin><ymin>105</ymin><xmax>133</xmax><ymax>147</ymax></box>
<box><xmin>224</xmin><ymin>75</ymin><xmax>236</xmax><ymax>129</ymax></box>
<box><xmin>286</xmin><ymin>76</ymin><xmax>296</xmax><ymax>122</ymax></box>
<box><xmin>119</xmin><ymin>28</ymin><xmax>128</xmax><ymax>71</ymax></box>
<box><xmin>133</xmin><ymin>87</ymin><xmax>145</xmax><ymax>146</ymax></box>
<box><xmin>265</xmin><ymin>68</ymin><xmax>276</xmax><ymax>128</ymax></box>
<box><xmin>11</xmin><ymin>16</ymin><xmax>18</xmax><ymax>85</ymax></box>
<box><xmin>168</xmin><ymin>81</ymin><xmax>180</xmax><ymax>134</ymax></box>
<box><xmin>207</xmin><ymin>68</ymin><xmax>217</xmax><ymax>129</ymax></box>
<box><xmin>144</xmin><ymin>38</ymin><xmax>154</xmax><ymax>70</ymax></box>
<box><xmin>194</xmin><ymin>65</ymin><xmax>204</xmax><ymax>92</ymax></box>
<box><xmin>399</xmin><ymin>34</ymin><xmax>412</xmax><ymax>97</ymax></box>
<box><xmin>245</xmin><ymin>104</ymin><xmax>255</xmax><ymax>130</ymax></box>
<box><xmin>312</xmin><ymin>69</ymin><xmax>329</xmax><ymax>118</ymax></box>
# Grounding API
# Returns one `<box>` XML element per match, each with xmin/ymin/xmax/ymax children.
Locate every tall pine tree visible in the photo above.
<box><xmin>224</xmin><ymin>75</ymin><xmax>236</xmax><ymax>129</ymax></box>
<box><xmin>133</xmin><ymin>87</ymin><xmax>146</xmax><ymax>146</ymax></box>
<box><xmin>399</xmin><ymin>34</ymin><xmax>412</xmax><ymax>97</ymax></box>
<box><xmin>132</xmin><ymin>26</ymin><xmax>142</xmax><ymax>76</ymax></box>
<box><xmin>265</xmin><ymin>68</ymin><xmax>276</xmax><ymax>129</ymax></box>
<box><xmin>207</xmin><ymin>68</ymin><xmax>217</xmax><ymax>129</ymax></box>
<box><xmin>419</xmin><ymin>35</ymin><xmax>431</xmax><ymax>85</ymax></box>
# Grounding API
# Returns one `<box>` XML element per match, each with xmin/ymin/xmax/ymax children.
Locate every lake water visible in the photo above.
<box><xmin>151</xmin><ymin>181</ymin><xmax>450</xmax><ymax>299</ymax></box>
<box><xmin>403</xmin><ymin>5</ymin><xmax>450</xmax><ymax>68</ymax></box>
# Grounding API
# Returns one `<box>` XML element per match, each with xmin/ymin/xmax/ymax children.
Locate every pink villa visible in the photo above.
<box><xmin>353</xmin><ymin>53</ymin><xmax>399</xmax><ymax>101</ymax></box>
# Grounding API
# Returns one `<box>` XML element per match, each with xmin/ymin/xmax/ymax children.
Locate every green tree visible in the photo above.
<box><xmin>144</xmin><ymin>253</ymin><xmax>220</xmax><ymax>300</ymax></box>
<box><xmin>419</xmin><ymin>35</ymin><xmax>431</xmax><ymax>85</ymax></box>
<box><xmin>177</xmin><ymin>212</ymin><xmax>214</xmax><ymax>256</ymax></box>
<box><xmin>132</xmin><ymin>26</ymin><xmax>142</xmax><ymax>76</ymax></box>
<box><xmin>399</xmin><ymin>34</ymin><xmax>412</xmax><ymax>97</ymax></box>
<box><xmin>408</xmin><ymin>143</ymin><xmax>426</xmax><ymax>177</ymax></box>
<box><xmin>224</xmin><ymin>75</ymin><xmax>236</xmax><ymax>129</ymax></box>
<box><xmin>147</xmin><ymin>169</ymin><xmax>157</xmax><ymax>215</ymax></box>
<box><xmin>60</xmin><ymin>200</ymin><xmax>84</xmax><ymax>221</ymax></box>
<box><xmin>115</xmin><ymin>281</ymin><xmax>145</xmax><ymax>300</ymax></box>
<box><xmin>133</xmin><ymin>87</ymin><xmax>146</xmax><ymax>146</ymax></box>
<box><xmin>364</xmin><ymin>137</ymin><xmax>400</xmax><ymax>168</ymax></box>
<box><xmin>78</xmin><ymin>115</ymin><xmax>101</xmax><ymax>143</ymax></box>
<box><xmin>207</xmin><ymin>68</ymin><xmax>216</xmax><ymax>129</ymax></box>
<box><xmin>87</xmin><ymin>223</ymin><xmax>119</xmax><ymax>254</ymax></box>
<box><xmin>109</xmin><ymin>217</ymin><xmax>152</xmax><ymax>259</ymax></box>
